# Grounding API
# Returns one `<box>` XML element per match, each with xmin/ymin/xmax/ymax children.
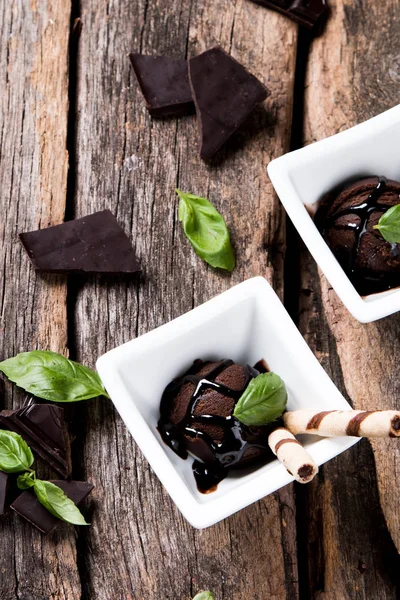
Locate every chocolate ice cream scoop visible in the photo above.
<box><xmin>158</xmin><ymin>359</ymin><xmax>279</xmax><ymax>493</ymax></box>
<box><xmin>316</xmin><ymin>176</ymin><xmax>400</xmax><ymax>296</ymax></box>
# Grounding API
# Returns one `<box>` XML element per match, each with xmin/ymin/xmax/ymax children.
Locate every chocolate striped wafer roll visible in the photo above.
<box><xmin>283</xmin><ymin>410</ymin><xmax>400</xmax><ymax>438</ymax></box>
<box><xmin>268</xmin><ymin>428</ymin><xmax>319</xmax><ymax>484</ymax></box>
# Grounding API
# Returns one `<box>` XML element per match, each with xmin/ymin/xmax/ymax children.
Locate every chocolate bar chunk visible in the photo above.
<box><xmin>189</xmin><ymin>46</ymin><xmax>268</xmax><ymax>160</ymax></box>
<box><xmin>249</xmin><ymin>0</ymin><xmax>328</xmax><ymax>29</ymax></box>
<box><xmin>11</xmin><ymin>480</ymin><xmax>93</xmax><ymax>534</ymax></box>
<box><xmin>19</xmin><ymin>210</ymin><xmax>141</xmax><ymax>275</ymax></box>
<box><xmin>0</xmin><ymin>405</ymin><xmax>71</xmax><ymax>478</ymax></box>
<box><xmin>0</xmin><ymin>472</ymin><xmax>8</xmax><ymax>515</ymax></box>
<box><xmin>129</xmin><ymin>54</ymin><xmax>194</xmax><ymax>117</ymax></box>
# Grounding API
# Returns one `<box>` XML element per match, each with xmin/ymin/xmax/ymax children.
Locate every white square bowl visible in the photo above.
<box><xmin>268</xmin><ymin>103</ymin><xmax>400</xmax><ymax>323</ymax></box>
<box><xmin>96</xmin><ymin>277</ymin><xmax>358</xmax><ymax>528</ymax></box>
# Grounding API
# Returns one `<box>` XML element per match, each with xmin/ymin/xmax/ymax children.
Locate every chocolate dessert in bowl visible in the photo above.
<box><xmin>315</xmin><ymin>176</ymin><xmax>400</xmax><ymax>296</ymax></box>
<box><xmin>157</xmin><ymin>353</ymin><xmax>400</xmax><ymax>496</ymax></box>
<box><xmin>97</xmin><ymin>277</ymin><xmax>365</xmax><ymax>528</ymax></box>
<box><xmin>158</xmin><ymin>358</ymin><xmax>318</xmax><ymax>493</ymax></box>
<box><xmin>267</xmin><ymin>103</ymin><xmax>400</xmax><ymax>322</ymax></box>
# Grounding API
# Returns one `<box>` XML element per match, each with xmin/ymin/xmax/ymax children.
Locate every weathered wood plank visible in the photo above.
<box><xmin>298</xmin><ymin>0</ymin><xmax>400</xmax><ymax>594</ymax></box>
<box><xmin>74</xmin><ymin>0</ymin><xmax>298</xmax><ymax>598</ymax></box>
<box><xmin>297</xmin><ymin>246</ymin><xmax>400</xmax><ymax>599</ymax></box>
<box><xmin>0</xmin><ymin>1</ymin><xmax>80</xmax><ymax>599</ymax></box>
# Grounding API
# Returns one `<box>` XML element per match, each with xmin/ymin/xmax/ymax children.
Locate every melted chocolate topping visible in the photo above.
<box><xmin>317</xmin><ymin>177</ymin><xmax>400</xmax><ymax>295</ymax></box>
<box><xmin>192</xmin><ymin>461</ymin><xmax>227</xmax><ymax>494</ymax></box>
<box><xmin>158</xmin><ymin>359</ymin><xmax>276</xmax><ymax>493</ymax></box>
<box><xmin>323</xmin><ymin>177</ymin><xmax>389</xmax><ymax>274</ymax></box>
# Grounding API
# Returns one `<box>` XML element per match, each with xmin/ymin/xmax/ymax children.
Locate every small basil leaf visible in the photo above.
<box><xmin>373</xmin><ymin>204</ymin><xmax>400</xmax><ymax>243</ymax></box>
<box><xmin>193</xmin><ymin>593</ymin><xmax>215</xmax><ymax>600</ymax></box>
<box><xmin>17</xmin><ymin>471</ymin><xmax>36</xmax><ymax>490</ymax></box>
<box><xmin>176</xmin><ymin>189</ymin><xmax>235</xmax><ymax>272</ymax></box>
<box><xmin>233</xmin><ymin>372</ymin><xmax>287</xmax><ymax>426</ymax></box>
<box><xmin>33</xmin><ymin>480</ymin><xmax>89</xmax><ymax>526</ymax></box>
<box><xmin>0</xmin><ymin>430</ymin><xmax>34</xmax><ymax>473</ymax></box>
<box><xmin>0</xmin><ymin>350</ymin><xmax>109</xmax><ymax>402</ymax></box>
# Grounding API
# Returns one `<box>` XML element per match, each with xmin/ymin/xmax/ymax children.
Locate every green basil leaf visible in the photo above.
<box><xmin>373</xmin><ymin>204</ymin><xmax>400</xmax><ymax>243</ymax></box>
<box><xmin>176</xmin><ymin>189</ymin><xmax>235</xmax><ymax>272</ymax></box>
<box><xmin>193</xmin><ymin>593</ymin><xmax>215</xmax><ymax>600</ymax></box>
<box><xmin>33</xmin><ymin>480</ymin><xmax>89</xmax><ymax>526</ymax></box>
<box><xmin>233</xmin><ymin>372</ymin><xmax>287</xmax><ymax>426</ymax></box>
<box><xmin>0</xmin><ymin>350</ymin><xmax>109</xmax><ymax>402</ymax></box>
<box><xmin>0</xmin><ymin>430</ymin><xmax>34</xmax><ymax>473</ymax></box>
<box><xmin>17</xmin><ymin>471</ymin><xmax>36</xmax><ymax>490</ymax></box>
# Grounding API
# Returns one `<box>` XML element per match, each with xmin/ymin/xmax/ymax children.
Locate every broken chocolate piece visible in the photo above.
<box><xmin>0</xmin><ymin>405</ymin><xmax>71</xmax><ymax>478</ymax></box>
<box><xmin>11</xmin><ymin>480</ymin><xmax>93</xmax><ymax>534</ymax></box>
<box><xmin>249</xmin><ymin>0</ymin><xmax>328</xmax><ymax>29</ymax></box>
<box><xmin>0</xmin><ymin>472</ymin><xmax>8</xmax><ymax>515</ymax></box>
<box><xmin>188</xmin><ymin>46</ymin><xmax>268</xmax><ymax>160</ymax></box>
<box><xmin>19</xmin><ymin>210</ymin><xmax>141</xmax><ymax>275</ymax></box>
<box><xmin>129</xmin><ymin>54</ymin><xmax>194</xmax><ymax>117</ymax></box>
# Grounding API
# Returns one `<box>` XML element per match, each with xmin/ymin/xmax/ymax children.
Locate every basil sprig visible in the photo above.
<box><xmin>373</xmin><ymin>204</ymin><xmax>400</xmax><ymax>243</ymax></box>
<box><xmin>0</xmin><ymin>429</ymin><xmax>88</xmax><ymax>526</ymax></box>
<box><xmin>176</xmin><ymin>189</ymin><xmax>235</xmax><ymax>272</ymax></box>
<box><xmin>0</xmin><ymin>430</ymin><xmax>34</xmax><ymax>473</ymax></box>
<box><xmin>233</xmin><ymin>372</ymin><xmax>288</xmax><ymax>427</ymax></box>
<box><xmin>192</xmin><ymin>593</ymin><xmax>215</xmax><ymax>600</ymax></box>
<box><xmin>0</xmin><ymin>350</ymin><xmax>109</xmax><ymax>402</ymax></box>
<box><xmin>33</xmin><ymin>480</ymin><xmax>89</xmax><ymax>526</ymax></box>
<box><xmin>17</xmin><ymin>471</ymin><xmax>36</xmax><ymax>490</ymax></box>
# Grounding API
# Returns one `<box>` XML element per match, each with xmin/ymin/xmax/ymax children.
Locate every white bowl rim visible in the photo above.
<box><xmin>267</xmin><ymin>103</ymin><xmax>400</xmax><ymax>323</ymax></box>
<box><xmin>96</xmin><ymin>277</ymin><xmax>359</xmax><ymax>528</ymax></box>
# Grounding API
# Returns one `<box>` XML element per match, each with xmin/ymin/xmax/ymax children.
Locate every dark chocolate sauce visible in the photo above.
<box><xmin>323</xmin><ymin>176</ymin><xmax>388</xmax><ymax>274</ymax></box>
<box><xmin>158</xmin><ymin>360</ymin><xmax>275</xmax><ymax>493</ymax></box>
<box><xmin>192</xmin><ymin>461</ymin><xmax>227</xmax><ymax>494</ymax></box>
<box><xmin>253</xmin><ymin>358</ymin><xmax>270</xmax><ymax>374</ymax></box>
<box><xmin>316</xmin><ymin>176</ymin><xmax>400</xmax><ymax>295</ymax></box>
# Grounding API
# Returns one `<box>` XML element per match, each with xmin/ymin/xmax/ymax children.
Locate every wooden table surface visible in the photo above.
<box><xmin>1</xmin><ymin>1</ymin><xmax>400</xmax><ymax>599</ymax></box>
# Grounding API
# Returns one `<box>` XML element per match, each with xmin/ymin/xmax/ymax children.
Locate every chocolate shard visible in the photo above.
<box><xmin>0</xmin><ymin>405</ymin><xmax>71</xmax><ymax>478</ymax></box>
<box><xmin>11</xmin><ymin>480</ymin><xmax>94</xmax><ymax>534</ymax></box>
<box><xmin>129</xmin><ymin>54</ymin><xmax>194</xmax><ymax>117</ymax></box>
<box><xmin>19</xmin><ymin>210</ymin><xmax>141</xmax><ymax>275</ymax></box>
<box><xmin>0</xmin><ymin>472</ymin><xmax>8</xmax><ymax>515</ymax></box>
<box><xmin>188</xmin><ymin>46</ymin><xmax>268</xmax><ymax>160</ymax></box>
<box><xmin>249</xmin><ymin>0</ymin><xmax>328</xmax><ymax>29</ymax></box>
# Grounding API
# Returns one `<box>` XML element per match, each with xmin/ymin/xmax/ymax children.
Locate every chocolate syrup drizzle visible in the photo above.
<box><xmin>323</xmin><ymin>176</ymin><xmax>388</xmax><ymax>273</ymax></box>
<box><xmin>318</xmin><ymin>176</ymin><xmax>400</xmax><ymax>294</ymax></box>
<box><xmin>158</xmin><ymin>360</ymin><xmax>275</xmax><ymax>493</ymax></box>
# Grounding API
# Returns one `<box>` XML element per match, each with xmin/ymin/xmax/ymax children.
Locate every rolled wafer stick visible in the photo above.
<box><xmin>283</xmin><ymin>410</ymin><xmax>400</xmax><ymax>438</ymax></box>
<box><xmin>268</xmin><ymin>427</ymin><xmax>319</xmax><ymax>484</ymax></box>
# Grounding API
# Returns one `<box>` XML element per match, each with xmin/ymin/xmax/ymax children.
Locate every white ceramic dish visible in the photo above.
<box><xmin>97</xmin><ymin>277</ymin><xmax>358</xmax><ymax>528</ymax></box>
<box><xmin>268</xmin><ymin>103</ymin><xmax>400</xmax><ymax>323</ymax></box>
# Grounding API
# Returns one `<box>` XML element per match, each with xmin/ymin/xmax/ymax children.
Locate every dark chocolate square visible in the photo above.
<box><xmin>249</xmin><ymin>0</ymin><xmax>328</xmax><ymax>29</ymax></box>
<box><xmin>129</xmin><ymin>54</ymin><xmax>194</xmax><ymax>117</ymax></box>
<box><xmin>19</xmin><ymin>210</ymin><xmax>141</xmax><ymax>275</ymax></box>
<box><xmin>0</xmin><ymin>405</ymin><xmax>71</xmax><ymax>478</ymax></box>
<box><xmin>189</xmin><ymin>46</ymin><xmax>268</xmax><ymax>160</ymax></box>
<box><xmin>11</xmin><ymin>480</ymin><xmax>94</xmax><ymax>534</ymax></box>
<box><xmin>0</xmin><ymin>472</ymin><xmax>8</xmax><ymax>515</ymax></box>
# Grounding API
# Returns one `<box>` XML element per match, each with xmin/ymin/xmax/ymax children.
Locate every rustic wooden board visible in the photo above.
<box><xmin>297</xmin><ymin>247</ymin><xmax>400</xmax><ymax>599</ymax></box>
<box><xmin>73</xmin><ymin>0</ymin><xmax>299</xmax><ymax>598</ymax></box>
<box><xmin>298</xmin><ymin>0</ymin><xmax>400</xmax><ymax>595</ymax></box>
<box><xmin>0</xmin><ymin>1</ymin><xmax>80</xmax><ymax>599</ymax></box>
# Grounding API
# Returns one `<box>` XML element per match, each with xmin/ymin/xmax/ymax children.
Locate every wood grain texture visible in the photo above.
<box><xmin>297</xmin><ymin>247</ymin><xmax>400</xmax><ymax>599</ymax></box>
<box><xmin>0</xmin><ymin>1</ymin><xmax>80</xmax><ymax>599</ymax></box>
<box><xmin>73</xmin><ymin>0</ymin><xmax>298</xmax><ymax>598</ymax></box>
<box><xmin>299</xmin><ymin>0</ymin><xmax>400</xmax><ymax>591</ymax></box>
